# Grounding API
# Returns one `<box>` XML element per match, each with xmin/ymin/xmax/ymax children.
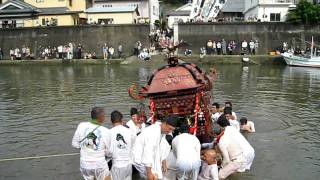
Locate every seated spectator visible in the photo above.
<box><xmin>184</xmin><ymin>49</ymin><xmax>192</xmax><ymax>56</ymax></box>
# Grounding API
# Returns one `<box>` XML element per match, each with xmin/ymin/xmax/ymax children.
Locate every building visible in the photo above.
<box><xmin>314</xmin><ymin>0</ymin><xmax>320</xmax><ymax>4</ymax></box>
<box><xmin>93</xmin><ymin>0</ymin><xmax>159</xmax><ymax>25</ymax></box>
<box><xmin>0</xmin><ymin>0</ymin><xmax>92</xmax><ymax>28</ymax></box>
<box><xmin>167</xmin><ymin>3</ymin><xmax>191</xmax><ymax>28</ymax></box>
<box><xmin>218</xmin><ymin>0</ymin><xmax>245</xmax><ymax>22</ymax></box>
<box><xmin>244</xmin><ymin>0</ymin><xmax>296</xmax><ymax>22</ymax></box>
<box><xmin>85</xmin><ymin>6</ymin><xmax>139</xmax><ymax>24</ymax></box>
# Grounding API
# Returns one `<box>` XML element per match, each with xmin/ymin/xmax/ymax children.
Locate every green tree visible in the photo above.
<box><xmin>287</xmin><ymin>0</ymin><xmax>320</xmax><ymax>24</ymax></box>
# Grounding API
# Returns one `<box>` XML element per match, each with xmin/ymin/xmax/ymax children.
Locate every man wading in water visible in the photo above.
<box><xmin>72</xmin><ymin>107</ymin><xmax>111</xmax><ymax>180</ymax></box>
<box><xmin>132</xmin><ymin>115</ymin><xmax>179</xmax><ymax>180</ymax></box>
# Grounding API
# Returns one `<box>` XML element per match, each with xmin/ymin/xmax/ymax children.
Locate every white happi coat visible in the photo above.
<box><xmin>72</xmin><ymin>122</ymin><xmax>111</xmax><ymax>169</ymax></box>
<box><xmin>109</xmin><ymin>125</ymin><xmax>134</xmax><ymax>167</ymax></box>
<box><xmin>218</xmin><ymin>131</ymin><xmax>246</xmax><ymax>168</ymax></box>
<box><xmin>172</xmin><ymin>133</ymin><xmax>201</xmax><ymax>172</ymax></box>
<box><xmin>126</xmin><ymin>120</ymin><xmax>146</xmax><ymax>136</ymax></box>
<box><xmin>225</xmin><ymin>126</ymin><xmax>255</xmax><ymax>170</ymax></box>
<box><xmin>197</xmin><ymin>162</ymin><xmax>219</xmax><ymax>180</ymax></box>
<box><xmin>132</xmin><ymin>122</ymin><xmax>168</xmax><ymax>179</ymax></box>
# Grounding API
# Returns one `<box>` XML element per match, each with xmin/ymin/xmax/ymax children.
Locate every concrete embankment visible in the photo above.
<box><xmin>177</xmin><ymin>22</ymin><xmax>320</xmax><ymax>55</ymax></box>
<box><xmin>0</xmin><ymin>55</ymin><xmax>286</xmax><ymax>65</ymax></box>
<box><xmin>181</xmin><ymin>55</ymin><xmax>285</xmax><ymax>65</ymax></box>
<box><xmin>0</xmin><ymin>59</ymin><xmax>126</xmax><ymax>65</ymax></box>
<box><xmin>0</xmin><ymin>24</ymin><xmax>150</xmax><ymax>59</ymax></box>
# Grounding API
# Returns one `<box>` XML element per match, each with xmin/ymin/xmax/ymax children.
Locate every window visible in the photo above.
<box><xmin>270</xmin><ymin>13</ymin><xmax>280</xmax><ymax>22</ymax></box>
<box><xmin>50</xmin><ymin>18</ymin><xmax>58</xmax><ymax>26</ymax></box>
<box><xmin>102</xmin><ymin>4</ymin><xmax>112</xmax><ymax>7</ymax></box>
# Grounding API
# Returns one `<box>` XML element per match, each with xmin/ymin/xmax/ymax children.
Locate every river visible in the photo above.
<box><xmin>0</xmin><ymin>63</ymin><xmax>319</xmax><ymax>180</ymax></box>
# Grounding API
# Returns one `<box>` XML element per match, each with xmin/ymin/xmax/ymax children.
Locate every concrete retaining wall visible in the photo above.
<box><xmin>0</xmin><ymin>25</ymin><xmax>150</xmax><ymax>59</ymax></box>
<box><xmin>1</xmin><ymin>23</ymin><xmax>320</xmax><ymax>59</ymax></box>
<box><xmin>177</xmin><ymin>22</ymin><xmax>320</xmax><ymax>55</ymax></box>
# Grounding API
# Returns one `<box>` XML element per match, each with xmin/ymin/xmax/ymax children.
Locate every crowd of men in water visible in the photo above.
<box><xmin>72</xmin><ymin>101</ymin><xmax>255</xmax><ymax>180</ymax></box>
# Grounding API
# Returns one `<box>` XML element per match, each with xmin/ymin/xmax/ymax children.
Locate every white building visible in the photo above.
<box><xmin>93</xmin><ymin>0</ymin><xmax>159</xmax><ymax>25</ymax></box>
<box><xmin>244</xmin><ymin>0</ymin><xmax>296</xmax><ymax>22</ymax></box>
<box><xmin>167</xmin><ymin>3</ymin><xmax>192</xmax><ymax>28</ymax></box>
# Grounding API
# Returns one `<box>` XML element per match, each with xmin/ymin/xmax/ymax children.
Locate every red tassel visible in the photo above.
<box><xmin>149</xmin><ymin>99</ymin><xmax>156</xmax><ymax>124</ymax></box>
<box><xmin>192</xmin><ymin>93</ymin><xmax>201</xmax><ymax>135</ymax></box>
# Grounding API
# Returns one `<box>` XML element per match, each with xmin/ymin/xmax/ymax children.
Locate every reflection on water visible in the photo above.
<box><xmin>0</xmin><ymin>64</ymin><xmax>319</xmax><ymax>180</ymax></box>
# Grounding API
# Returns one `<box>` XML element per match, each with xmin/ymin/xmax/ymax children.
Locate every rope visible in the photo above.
<box><xmin>0</xmin><ymin>152</ymin><xmax>79</xmax><ymax>162</ymax></box>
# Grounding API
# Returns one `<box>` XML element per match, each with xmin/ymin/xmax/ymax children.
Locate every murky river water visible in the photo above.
<box><xmin>0</xmin><ymin>63</ymin><xmax>319</xmax><ymax>180</ymax></box>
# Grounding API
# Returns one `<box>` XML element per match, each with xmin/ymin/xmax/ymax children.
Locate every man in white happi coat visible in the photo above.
<box><xmin>72</xmin><ymin>107</ymin><xmax>111</xmax><ymax>180</ymax></box>
<box><xmin>126</xmin><ymin>107</ymin><xmax>146</xmax><ymax>137</ymax></box>
<box><xmin>224</xmin><ymin>107</ymin><xmax>240</xmax><ymax>131</ymax></box>
<box><xmin>172</xmin><ymin>124</ymin><xmax>201</xmax><ymax>180</ymax></box>
<box><xmin>223</xmin><ymin>120</ymin><xmax>255</xmax><ymax>171</ymax></box>
<box><xmin>108</xmin><ymin>110</ymin><xmax>135</xmax><ymax>180</ymax></box>
<box><xmin>215</xmin><ymin>115</ymin><xmax>245</xmax><ymax>179</ymax></box>
<box><xmin>132</xmin><ymin>115</ymin><xmax>179</xmax><ymax>180</ymax></box>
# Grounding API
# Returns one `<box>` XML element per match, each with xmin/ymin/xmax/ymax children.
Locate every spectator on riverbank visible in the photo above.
<box><xmin>103</xmin><ymin>43</ymin><xmax>108</xmax><ymax>59</ymax></box>
<box><xmin>216</xmin><ymin>41</ymin><xmax>222</xmax><ymax>55</ymax></box>
<box><xmin>212</xmin><ymin>41</ymin><xmax>217</xmax><ymax>55</ymax></box>
<box><xmin>249</xmin><ymin>40</ymin><xmax>255</xmax><ymax>55</ymax></box>
<box><xmin>134</xmin><ymin>41</ymin><xmax>142</xmax><ymax>56</ymax></box>
<box><xmin>58</xmin><ymin>45</ymin><xmax>63</xmax><ymax>59</ymax></box>
<box><xmin>185</xmin><ymin>49</ymin><xmax>192</xmax><ymax>56</ymax></box>
<box><xmin>255</xmin><ymin>40</ymin><xmax>259</xmax><ymax>54</ymax></box>
<box><xmin>283</xmin><ymin>42</ymin><xmax>288</xmax><ymax>52</ymax></box>
<box><xmin>67</xmin><ymin>43</ymin><xmax>73</xmax><ymax>60</ymax></box>
<box><xmin>92</xmin><ymin>52</ymin><xmax>97</xmax><ymax>59</ymax></box>
<box><xmin>25</xmin><ymin>47</ymin><xmax>31</xmax><ymax>60</ymax></box>
<box><xmin>241</xmin><ymin>40</ymin><xmax>248</xmax><ymax>54</ymax></box>
<box><xmin>108</xmin><ymin>46</ymin><xmax>114</xmax><ymax>59</ymax></box>
<box><xmin>222</xmin><ymin>39</ymin><xmax>227</xmax><ymax>55</ymax></box>
<box><xmin>10</xmin><ymin>49</ymin><xmax>14</xmax><ymax>60</ymax></box>
<box><xmin>15</xmin><ymin>48</ymin><xmax>21</xmax><ymax>60</ymax></box>
<box><xmin>138</xmin><ymin>48</ymin><xmax>150</xmax><ymax>61</ymax></box>
<box><xmin>207</xmin><ymin>40</ymin><xmax>213</xmax><ymax>55</ymax></box>
<box><xmin>21</xmin><ymin>46</ymin><xmax>26</xmax><ymax>58</ymax></box>
<box><xmin>137</xmin><ymin>41</ymin><xmax>142</xmax><ymax>55</ymax></box>
<box><xmin>200</xmin><ymin>47</ymin><xmax>206</xmax><ymax>58</ymax></box>
<box><xmin>76</xmin><ymin>43</ymin><xmax>83</xmax><ymax>59</ymax></box>
<box><xmin>117</xmin><ymin>44</ymin><xmax>123</xmax><ymax>58</ymax></box>
<box><xmin>44</xmin><ymin>47</ymin><xmax>50</xmax><ymax>60</ymax></box>
<box><xmin>227</xmin><ymin>41</ymin><xmax>233</xmax><ymax>55</ymax></box>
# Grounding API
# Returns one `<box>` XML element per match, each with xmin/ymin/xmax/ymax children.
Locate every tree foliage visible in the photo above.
<box><xmin>287</xmin><ymin>0</ymin><xmax>320</xmax><ymax>24</ymax></box>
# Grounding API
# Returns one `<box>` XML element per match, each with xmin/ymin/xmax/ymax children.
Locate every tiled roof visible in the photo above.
<box><xmin>38</xmin><ymin>7</ymin><xmax>77</xmax><ymax>15</ymax></box>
